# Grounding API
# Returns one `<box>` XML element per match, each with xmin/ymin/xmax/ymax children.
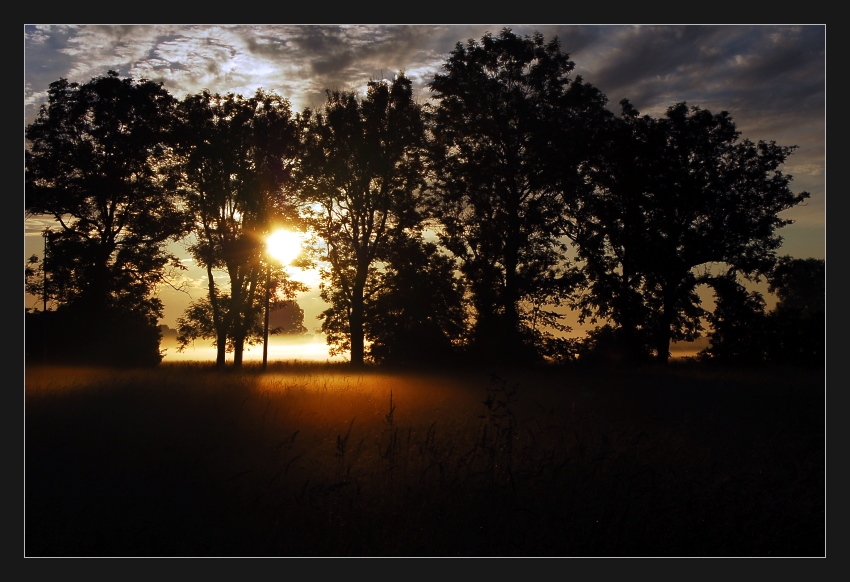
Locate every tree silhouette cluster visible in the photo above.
<box><xmin>25</xmin><ymin>29</ymin><xmax>822</xmax><ymax>369</ymax></box>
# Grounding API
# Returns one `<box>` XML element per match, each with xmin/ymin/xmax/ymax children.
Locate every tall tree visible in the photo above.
<box><xmin>576</xmin><ymin>100</ymin><xmax>810</xmax><ymax>363</ymax></box>
<box><xmin>25</xmin><ymin>71</ymin><xmax>186</xmax><ymax>366</ymax></box>
<box><xmin>298</xmin><ymin>74</ymin><xmax>427</xmax><ymax>367</ymax></box>
<box><xmin>427</xmin><ymin>28</ymin><xmax>610</xmax><ymax>363</ymax></box>
<box><xmin>362</xmin><ymin>236</ymin><xmax>466</xmax><ymax>365</ymax></box>
<box><xmin>569</xmin><ymin>100</ymin><xmax>673</xmax><ymax>363</ymax></box>
<box><xmin>174</xmin><ymin>88</ymin><xmax>301</xmax><ymax>367</ymax></box>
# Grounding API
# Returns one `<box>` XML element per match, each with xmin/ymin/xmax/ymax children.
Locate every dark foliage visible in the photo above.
<box><xmin>25</xmin><ymin>71</ymin><xmax>187</xmax><ymax>362</ymax></box>
<box><xmin>173</xmin><ymin>88</ymin><xmax>302</xmax><ymax>368</ymax></box>
<box><xmin>702</xmin><ymin>275</ymin><xmax>770</xmax><ymax>364</ymax></box>
<box><xmin>763</xmin><ymin>257</ymin><xmax>825</xmax><ymax>367</ymax></box>
<box><xmin>574</xmin><ymin>324</ymin><xmax>655</xmax><ymax>366</ymax></box>
<box><xmin>364</xmin><ymin>238</ymin><xmax>466</xmax><ymax>365</ymax></box>
<box><xmin>427</xmin><ymin>28</ymin><xmax>610</xmax><ymax>364</ymax></box>
<box><xmin>701</xmin><ymin>258</ymin><xmax>824</xmax><ymax>368</ymax></box>
<box><xmin>575</xmin><ymin>100</ymin><xmax>810</xmax><ymax>364</ymax></box>
<box><xmin>299</xmin><ymin>74</ymin><xmax>427</xmax><ymax>367</ymax></box>
<box><xmin>25</xmin><ymin>307</ymin><xmax>163</xmax><ymax>367</ymax></box>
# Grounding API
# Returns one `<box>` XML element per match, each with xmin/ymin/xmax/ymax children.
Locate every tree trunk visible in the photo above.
<box><xmin>656</xmin><ymin>333</ymin><xmax>671</xmax><ymax>365</ymax></box>
<box><xmin>503</xmin><ymin>195</ymin><xmax>524</xmax><ymax>359</ymax></box>
<box><xmin>208</xmin><ymin>263</ymin><xmax>228</xmax><ymax>369</ymax></box>
<box><xmin>233</xmin><ymin>338</ymin><xmax>244</xmax><ymax>367</ymax></box>
<box><xmin>262</xmin><ymin>272</ymin><xmax>270</xmax><ymax>370</ymax></box>
<box><xmin>216</xmin><ymin>330</ymin><xmax>227</xmax><ymax>369</ymax></box>
<box><xmin>656</xmin><ymin>288</ymin><xmax>674</xmax><ymax>365</ymax></box>
<box><xmin>232</xmin><ymin>311</ymin><xmax>246</xmax><ymax>368</ymax></box>
<box><xmin>349</xmin><ymin>279</ymin><xmax>366</xmax><ymax>368</ymax></box>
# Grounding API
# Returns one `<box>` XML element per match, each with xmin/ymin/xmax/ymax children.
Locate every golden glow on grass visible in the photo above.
<box><xmin>25</xmin><ymin>362</ymin><xmax>823</xmax><ymax>555</ymax></box>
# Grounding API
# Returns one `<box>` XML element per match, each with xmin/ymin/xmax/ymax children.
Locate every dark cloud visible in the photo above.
<box><xmin>24</xmin><ymin>25</ymin><xmax>79</xmax><ymax>115</ymax></box>
<box><xmin>244</xmin><ymin>33</ymin><xmax>291</xmax><ymax>57</ymax></box>
<box><xmin>552</xmin><ymin>25</ymin><xmax>824</xmax><ymax>167</ymax></box>
<box><xmin>287</xmin><ymin>25</ymin><xmax>353</xmax><ymax>75</ymax></box>
<box><xmin>581</xmin><ymin>26</ymin><xmax>731</xmax><ymax>110</ymax></box>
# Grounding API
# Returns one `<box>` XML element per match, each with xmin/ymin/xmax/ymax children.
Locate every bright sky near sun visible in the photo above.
<box><xmin>267</xmin><ymin>229</ymin><xmax>306</xmax><ymax>266</ymax></box>
<box><xmin>24</xmin><ymin>24</ymin><xmax>826</xmax><ymax>357</ymax></box>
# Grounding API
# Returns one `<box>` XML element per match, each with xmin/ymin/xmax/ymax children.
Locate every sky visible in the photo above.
<box><xmin>23</xmin><ymin>24</ymin><xmax>826</xmax><ymax>357</ymax></box>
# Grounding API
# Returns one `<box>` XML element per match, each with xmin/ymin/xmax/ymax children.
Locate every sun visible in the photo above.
<box><xmin>266</xmin><ymin>229</ymin><xmax>303</xmax><ymax>265</ymax></box>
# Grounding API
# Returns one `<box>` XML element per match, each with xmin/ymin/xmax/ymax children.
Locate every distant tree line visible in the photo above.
<box><xmin>25</xmin><ymin>28</ymin><xmax>823</xmax><ymax>369</ymax></box>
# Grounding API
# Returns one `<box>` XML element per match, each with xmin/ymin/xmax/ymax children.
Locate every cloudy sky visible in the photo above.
<box><xmin>24</xmin><ymin>24</ymin><xmax>825</xmax><ymax>338</ymax></box>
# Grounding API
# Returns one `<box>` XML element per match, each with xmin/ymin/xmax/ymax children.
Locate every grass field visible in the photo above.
<box><xmin>25</xmin><ymin>360</ymin><xmax>824</xmax><ymax>557</ymax></box>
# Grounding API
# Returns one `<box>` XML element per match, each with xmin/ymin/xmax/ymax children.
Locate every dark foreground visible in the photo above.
<box><xmin>25</xmin><ymin>361</ymin><xmax>824</xmax><ymax>557</ymax></box>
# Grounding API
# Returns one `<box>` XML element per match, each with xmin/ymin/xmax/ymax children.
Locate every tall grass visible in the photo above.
<box><xmin>25</xmin><ymin>361</ymin><xmax>824</xmax><ymax>557</ymax></box>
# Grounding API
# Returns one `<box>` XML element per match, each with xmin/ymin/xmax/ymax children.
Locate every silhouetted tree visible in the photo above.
<box><xmin>270</xmin><ymin>298</ymin><xmax>308</xmax><ymax>335</ymax></box>
<box><xmin>25</xmin><ymin>71</ymin><xmax>186</xmax><ymax>366</ymax></box>
<box><xmin>763</xmin><ymin>256</ymin><xmax>825</xmax><ymax>366</ymax></box>
<box><xmin>363</xmin><ymin>236</ymin><xmax>466</xmax><ymax>365</ymax></box>
<box><xmin>701</xmin><ymin>275</ymin><xmax>769</xmax><ymax>364</ymax></box>
<box><xmin>173</xmin><ymin>89</ymin><xmax>301</xmax><ymax>368</ymax></box>
<box><xmin>427</xmin><ymin>28</ymin><xmax>610</xmax><ymax>363</ymax></box>
<box><xmin>298</xmin><ymin>74</ymin><xmax>427</xmax><ymax>367</ymax></box>
<box><xmin>573</xmin><ymin>324</ymin><xmax>654</xmax><ymax>366</ymax></box>
<box><xmin>575</xmin><ymin>100</ymin><xmax>810</xmax><ymax>364</ymax></box>
<box><xmin>568</xmin><ymin>101</ymin><xmax>661</xmax><ymax>363</ymax></box>
<box><xmin>175</xmin><ymin>273</ymin><xmax>306</xmax><ymax>355</ymax></box>
<box><xmin>25</xmin><ymin>306</ymin><xmax>165</xmax><ymax>367</ymax></box>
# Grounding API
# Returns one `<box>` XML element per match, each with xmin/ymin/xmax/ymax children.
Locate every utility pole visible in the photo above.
<box><xmin>42</xmin><ymin>227</ymin><xmax>49</xmax><ymax>312</ymax></box>
<box><xmin>262</xmin><ymin>262</ymin><xmax>271</xmax><ymax>370</ymax></box>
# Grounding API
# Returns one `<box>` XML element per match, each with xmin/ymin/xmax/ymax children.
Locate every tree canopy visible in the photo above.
<box><xmin>172</xmin><ymin>88</ymin><xmax>302</xmax><ymax>367</ymax></box>
<box><xmin>25</xmin><ymin>70</ymin><xmax>186</xmax><ymax>366</ymax></box>
<box><xmin>298</xmin><ymin>74</ymin><xmax>427</xmax><ymax>367</ymax></box>
<box><xmin>573</xmin><ymin>100</ymin><xmax>811</xmax><ymax>363</ymax></box>
<box><xmin>427</xmin><ymin>28</ymin><xmax>611</xmax><ymax>363</ymax></box>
